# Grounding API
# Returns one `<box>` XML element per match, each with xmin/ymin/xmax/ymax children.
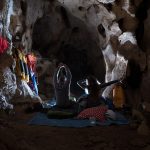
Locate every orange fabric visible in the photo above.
<box><xmin>113</xmin><ymin>85</ymin><xmax>125</xmax><ymax>108</ymax></box>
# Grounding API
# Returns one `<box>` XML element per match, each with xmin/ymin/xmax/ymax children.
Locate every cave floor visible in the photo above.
<box><xmin>0</xmin><ymin>105</ymin><xmax>150</xmax><ymax>150</ymax></box>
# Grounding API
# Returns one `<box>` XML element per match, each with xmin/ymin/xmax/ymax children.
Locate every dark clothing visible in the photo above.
<box><xmin>77</xmin><ymin>79</ymin><xmax>119</xmax><ymax>112</ymax></box>
<box><xmin>78</xmin><ymin>95</ymin><xmax>103</xmax><ymax>107</ymax></box>
<box><xmin>53</xmin><ymin>66</ymin><xmax>72</xmax><ymax>108</ymax></box>
<box><xmin>77</xmin><ymin>94</ymin><xmax>105</xmax><ymax>112</ymax></box>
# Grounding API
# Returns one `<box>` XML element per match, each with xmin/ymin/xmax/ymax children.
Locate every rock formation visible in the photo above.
<box><xmin>0</xmin><ymin>0</ymin><xmax>150</xmax><ymax>109</ymax></box>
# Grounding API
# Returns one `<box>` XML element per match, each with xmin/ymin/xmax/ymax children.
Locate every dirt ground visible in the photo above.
<box><xmin>0</xmin><ymin>105</ymin><xmax>150</xmax><ymax>150</ymax></box>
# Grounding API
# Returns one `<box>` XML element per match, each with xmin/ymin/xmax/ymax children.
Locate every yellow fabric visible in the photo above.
<box><xmin>15</xmin><ymin>49</ymin><xmax>29</xmax><ymax>82</ymax></box>
<box><xmin>22</xmin><ymin>55</ymin><xmax>29</xmax><ymax>82</ymax></box>
<box><xmin>113</xmin><ymin>85</ymin><xmax>125</xmax><ymax>108</ymax></box>
<box><xmin>18</xmin><ymin>50</ymin><xmax>26</xmax><ymax>80</ymax></box>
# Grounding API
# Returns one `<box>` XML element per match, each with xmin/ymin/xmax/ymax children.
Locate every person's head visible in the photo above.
<box><xmin>58</xmin><ymin>75</ymin><xmax>67</xmax><ymax>84</ymax></box>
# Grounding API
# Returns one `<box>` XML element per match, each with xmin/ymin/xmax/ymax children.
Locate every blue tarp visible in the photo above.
<box><xmin>28</xmin><ymin>112</ymin><xmax>129</xmax><ymax>128</ymax></box>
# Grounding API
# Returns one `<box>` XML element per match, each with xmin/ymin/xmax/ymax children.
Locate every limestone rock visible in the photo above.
<box><xmin>132</xmin><ymin>109</ymin><xmax>146</xmax><ymax>122</ymax></box>
<box><xmin>137</xmin><ymin>121</ymin><xmax>150</xmax><ymax>136</ymax></box>
<box><xmin>0</xmin><ymin>67</ymin><xmax>17</xmax><ymax>109</ymax></box>
<box><xmin>13</xmin><ymin>80</ymin><xmax>42</xmax><ymax>103</ymax></box>
<box><xmin>0</xmin><ymin>54</ymin><xmax>14</xmax><ymax>70</ymax></box>
<box><xmin>142</xmin><ymin>102</ymin><xmax>150</xmax><ymax>113</ymax></box>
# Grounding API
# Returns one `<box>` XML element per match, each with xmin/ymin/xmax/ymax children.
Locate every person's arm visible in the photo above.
<box><xmin>53</xmin><ymin>65</ymin><xmax>62</xmax><ymax>85</ymax></box>
<box><xmin>99</xmin><ymin>80</ymin><xmax>119</xmax><ymax>89</ymax></box>
<box><xmin>64</xmin><ymin>64</ymin><xmax>72</xmax><ymax>83</ymax></box>
<box><xmin>77</xmin><ymin>79</ymin><xmax>87</xmax><ymax>90</ymax></box>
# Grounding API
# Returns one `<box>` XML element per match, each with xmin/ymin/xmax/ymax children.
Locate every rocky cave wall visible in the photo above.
<box><xmin>0</xmin><ymin>0</ymin><xmax>150</xmax><ymax>108</ymax></box>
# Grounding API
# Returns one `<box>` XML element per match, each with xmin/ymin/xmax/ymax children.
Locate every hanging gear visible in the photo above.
<box><xmin>26</xmin><ymin>53</ymin><xmax>38</xmax><ymax>95</ymax></box>
<box><xmin>13</xmin><ymin>49</ymin><xmax>29</xmax><ymax>82</ymax></box>
<box><xmin>26</xmin><ymin>54</ymin><xmax>37</xmax><ymax>72</ymax></box>
<box><xmin>22</xmin><ymin>54</ymin><xmax>29</xmax><ymax>82</ymax></box>
<box><xmin>18</xmin><ymin>50</ymin><xmax>26</xmax><ymax>80</ymax></box>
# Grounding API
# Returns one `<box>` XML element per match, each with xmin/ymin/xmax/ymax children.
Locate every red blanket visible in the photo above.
<box><xmin>77</xmin><ymin>106</ymin><xmax>108</xmax><ymax>121</ymax></box>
